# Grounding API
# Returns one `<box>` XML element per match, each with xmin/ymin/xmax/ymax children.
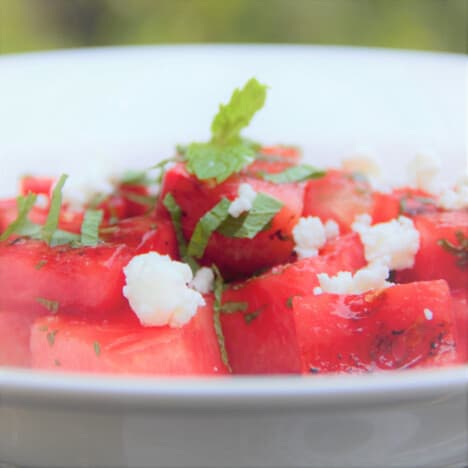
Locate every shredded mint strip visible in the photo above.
<box><xmin>212</xmin><ymin>265</ymin><xmax>232</xmax><ymax>372</ymax></box>
<box><xmin>261</xmin><ymin>165</ymin><xmax>325</xmax><ymax>184</ymax></box>
<box><xmin>185</xmin><ymin>78</ymin><xmax>268</xmax><ymax>184</ymax></box>
<box><xmin>80</xmin><ymin>209</ymin><xmax>104</xmax><ymax>246</ymax></box>
<box><xmin>36</xmin><ymin>297</ymin><xmax>60</xmax><ymax>314</ymax></box>
<box><xmin>163</xmin><ymin>193</ymin><xmax>199</xmax><ymax>272</ymax></box>
<box><xmin>220</xmin><ymin>301</ymin><xmax>248</xmax><ymax>313</ymax></box>
<box><xmin>41</xmin><ymin>174</ymin><xmax>68</xmax><ymax>244</ymax></box>
<box><xmin>438</xmin><ymin>231</ymin><xmax>468</xmax><ymax>268</ymax></box>
<box><xmin>0</xmin><ymin>193</ymin><xmax>37</xmax><ymax>241</ymax></box>
<box><xmin>217</xmin><ymin>193</ymin><xmax>283</xmax><ymax>239</ymax></box>
<box><xmin>187</xmin><ymin>198</ymin><xmax>231</xmax><ymax>258</ymax></box>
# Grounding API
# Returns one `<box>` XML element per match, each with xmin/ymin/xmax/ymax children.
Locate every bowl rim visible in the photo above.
<box><xmin>0</xmin><ymin>45</ymin><xmax>466</xmax><ymax>410</ymax></box>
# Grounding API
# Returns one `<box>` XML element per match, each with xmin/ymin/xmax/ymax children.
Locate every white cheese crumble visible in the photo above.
<box><xmin>424</xmin><ymin>308</ymin><xmax>433</xmax><ymax>321</ymax></box>
<box><xmin>324</xmin><ymin>219</ymin><xmax>340</xmax><ymax>240</ymax></box>
<box><xmin>407</xmin><ymin>152</ymin><xmax>443</xmax><ymax>194</ymax></box>
<box><xmin>122</xmin><ymin>252</ymin><xmax>205</xmax><ymax>328</ymax></box>
<box><xmin>438</xmin><ymin>178</ymin><xmax>468</xmax><ymax>210</ymax></box>
<box><xmin>228</xmin><ymin>183</ymin><xmax>257</xmax><ymax>218</ymax></box>
<box><xmin>62</xmin><ymin>161</ymin><xmax>115</xmax><ymax>209</ymax></box>
<box><xmin>352</xmin><ymin>214</ymin><xmax>420</xmax><ymax>271</ymax></box>
<box><xmin>190</xmin><ymin>266</ymin><xmax>215</xmax><ymax>294</ymax></box>
<box><xmin>292</xmin><ymin>216</ymin><xmax>330</xmax><ymax>259</ymax></box>
<box><xmin>316</xmin><ymin>262</ymin><xmax>391</xmax><ymax>295</ymax></box>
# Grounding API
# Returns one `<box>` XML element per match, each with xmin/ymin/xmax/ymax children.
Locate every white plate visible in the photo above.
<box><xmin>0</xmin><ymin>45</ymin><xmax>467</xmax><ymax>468</ymax></box>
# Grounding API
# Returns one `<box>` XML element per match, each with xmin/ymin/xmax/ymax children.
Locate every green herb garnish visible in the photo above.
<box><xmin>34</xmin><ymin>259</ymin><xmax>48</xmax><ymax>270</ymax></box>
<box><xmin>261</xmin><ymin>165</ymin><xmax>325</xmax><ymax>184</ymax></box>
<box><xmin>93</xmin><ymin>341</ymin><xmax>101</xmax><ymax>357</ymax></box>
<box><xmin>438</xmin><ymin>231</ymin><xmax>468</xmax><ymax>268</ymax></box>
<box><xmin>162</xmin><ymin>193</ymin><xmax>199</xmax><ymax>272</ymax></box>
<box><xmin>41</xmin><ymin>174</ymin><xmax>68</xmax><ymax>244</ymax></box>
<box><xmin>80</xmin><ymin>209</ymin><xmax>103</xmax><ymax>246</ymax></box>
<box><xmin>0</xmin><ymin>193</ymin><xmax>37</xmax><ymax>241</ymax></box>
<box><xmin>185</xmin><ymin>78</ymin><xmax>267</xmax><ymax>184</ymax></box>
<box><xmin>217</xmin><ymin>193</ymin><xmax>283</xmax><ymax>239</ymax></box>
<box><xmin>243</xmin><ymin>309</ymin><xmax>262</xmax><ymax>324</ymax></box>
<box><xmin>36</xmin><ymin>297</ymin><xmax>60</xmax><ymax>314</ymax></box>
<box><xmin>47</xmin><ymin>330</ymin><xmax>58</xmax><ymax>346</ymax></box>
<box><xmin>220</xmin><ymin>301</ymin><xmax>248</xmax><ymax>313</ymax></box>
<box><xmin>212</xmin><ymin>265</ymin><xmax>232</xmax><ymax>372</ymax></box>
<box><xmin>187</xmin><ymin>198</ymin><xmax>231</xmax><ymax>258</ymax></box>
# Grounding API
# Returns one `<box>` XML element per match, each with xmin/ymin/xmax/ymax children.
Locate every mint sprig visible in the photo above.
<box><xmin>185</xmin><ymin>78</ymin><xmax>268</xmax><ymax>184</ymax></box>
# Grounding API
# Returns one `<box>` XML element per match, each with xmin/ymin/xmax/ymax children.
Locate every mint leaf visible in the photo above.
<box><xmin>163</xmin><ymin>193</ymin><xmax>199</xmax><ymax>272</ymax></box>
<box><xmin>211</xmin><ymin>78</ymin><xmax>268</xmax><ymax>146</ymax></box>
<box><xmin>41</xmin><ymin>174</ymin><xmax>68</xmax><ymax>244</ymax></box>
<box><xmin>187</xmin><ymin>198</ymin><xmax>231</xmax><ymax>258</ymax></box>
<box><xmin>220</xmin><ymin>301</ymin><xmax>248</xmax><ymax>313</ymax></box>
<box><xmin>80</xmin><ymin>209</ymin><xmax>103</xmax><ymax>246</ymax></box>
<box><xmin>0</xmin><ymin>193</ymin><xmax>37</xmax><ymax>241</ymax></box>
<box><xmin>93</xmin><ymin>341</ymin><xmax>101</xmax><ymax>357</ymax></box>
<box><xmin>185</xmin><ymin>141</ymin><xmax>255</xmax><ymax>184</ymax></box>
<box><xmin>261</xmin><ymin>165</ymin><xmax>325</xmax><ymax>184</ymax></box>
<box><xmin>438</xmin><ymin>231</ymin><xmax>468</xmax><ymax>268</ymax></box>
<box><xmin>217</xmin><ymin>193</ymin><xmax>283</xmax><ymax>239</ymax></box>
<box><xmin>36</xmin><ymin>297</ymin><xmax>60</xmax><ymax>314</ymax></box>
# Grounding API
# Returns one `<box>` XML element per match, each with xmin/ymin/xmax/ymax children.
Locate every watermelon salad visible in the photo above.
<box><xmin>0</xmin><ymin>78</ymin><xmax>467</xmax><ymax>376</ymax></box>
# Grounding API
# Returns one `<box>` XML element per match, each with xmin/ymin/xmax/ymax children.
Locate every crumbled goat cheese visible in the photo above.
<box><xmin>438</xmin><ymin>180</ymin><xmax>468</xmax><ymax>210</ymax></box>
<box><xmin>317</xmin><ymin>262</ymin><xmax>391</xmax><ymax>295</ymax></box>
<box><xmin>424</xmin><ymin>308</ymin><xmax>433</xmax><ymax>321</ymax></box>
<box><xmin>293</xmin><ymin>216</ymin><xmax>327</xmax><ymax>259</ymax></box>
<box><xmin>228</xmin><ymin>183</ymin><xmax>257</xmax><ymax>218</ymax></box>
<box><xmin>62</xmin><ymin>162</ymin><xmax>115</xmax><ymax>209</ymax></box>
<box><xmin>407</xmin><ymin>152</ymin><xmax>443</xmax><ymax>194</ymax></box>
<box><xmin>123</xmin><ymin>252</ymin><xmax>205</xmax><ymax>328</ymax></box>
<box><xmin>190</xmin><ymin>267</ymin><xmax>215</xmax><ymax>294</ymax></box>
<box><xmin>324</xmin><ymin>219</ymin><xmax>340</xmax><ymax>240</ymax></box>
<box><xmin>352</xmin><ymin>214</ymin><xmax>420</xmax><ymax>270</ymax></box>
<box><xmin>313</xmin><ymin>286</ymin><xmax>323</xmax><ymax>295</ymax></box>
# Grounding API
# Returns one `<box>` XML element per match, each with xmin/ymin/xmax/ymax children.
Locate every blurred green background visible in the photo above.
<box><xmin>0</xmin><ymin>0</ymin><xmax>467</xmax><ymax>55</ymax></box>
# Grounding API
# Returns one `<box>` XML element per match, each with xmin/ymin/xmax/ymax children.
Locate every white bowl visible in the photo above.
<box><xmin>0</xmin><ymin>45</ymin><xmax>467</xmax><ymax>468</ymax></box>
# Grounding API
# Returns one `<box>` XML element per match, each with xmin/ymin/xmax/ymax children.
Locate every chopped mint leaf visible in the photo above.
<box><xmin>80</xmin><ymin>209</ymin><xmax>103</xmax><ymax>246</ymax></box>
<box><xmin>185</xmin><ymin>141</ymin><xmax>255</xmax><ymax>184</ymax></box>
<box><xmin>35</xmin><ymin>259</ymin><xmax>48</xmax><ymax>270</ymax></box>
<box><xmin>261</xmin><ymin>165</ymin><xmax>325</xmax><ymax>184</ymax></box>
<box><xmin>212</xmin><ymin>265</ymin><xmax>231</xmax><ymax>372</ymax></box>
<box><xmin>244</xmin><ymin>309</ymin><xmax>262</xmax><ymax>324</ymax></box>
<box><xmin>187</xmin><ymin>198</ymin><xmax>231</xmax><ymax>258</ymax></box>
<box><xmin>49</xmin><ymin>229</ymin><xmax>80</xmax><ymax>247</ymax></box>
<box><xmin>36</xmin><ymin>297</ymin><xmax>60</xmax><ymax>314</ymax></box>
<box><xmin>217</xmin><ymin>193</ymin><xmax>283</xmax><ymax>239</ymax></box>
<box><xmin>120</xmin><ymin>170</ymin><xmax>152</xmax><ymax>185</ymax></box>
<box><xmin>41</xmin><ymin>174</ymin><xmax>68</xmax><ymax>245</ymax></box>
<box><xmin>220</xmin><ymin>301</ymin><xmax>248</xmax><ymax>313</ymax></box>
<box><xmin>47</xmin><ymin>330</ymin><xmax>58</xmax><ymax>346</ymax></box>
<box><xmin>119</xmin><ymin>191</ymin><xmax>157</xmax><ymax>211</ymax></box>
<box><xmin>211</xmin><ymin>78</ymin><xmax>267</xmax><ymax>146</ymax></box>
<box><xmin>438</xmin><ymin>231</ymin><xmax>468</xmax><ymax>268</ymax></box>
<box><xmin>93</xmin><ymin>341</ymin><xmax>101</xmax><ymax>357</ymax></box>
<box><xmin>0</xmin><ymin>193</ymin><xmax>37</xmax><ymax>241</ymax></box>
<box><xmin>163</xmin><ymin>193</ymin><xmax>199</xmax><ymax>272</ymax></box>
<box><xmin>286</xmin><ymin>296</ymin><xmax>294</xmax><ymax>309</ymax></box>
